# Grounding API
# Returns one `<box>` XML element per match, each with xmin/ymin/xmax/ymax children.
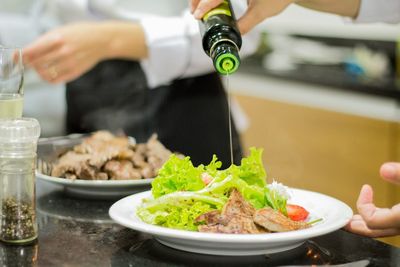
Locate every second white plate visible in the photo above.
<box><xmin>109</xmin><ymin>188</ymin><xmax>353</xmax><ymax>256</ymax></box>
<box><xmin>37</xmin><ymin>172</ymin><xmax>153</xmax><ymax>199</ymax></box>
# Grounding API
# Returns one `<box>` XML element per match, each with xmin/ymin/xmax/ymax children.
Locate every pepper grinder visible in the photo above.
<box><xmin>0</xmin><ymin>118</ymin><xmax>40</xmax><ymax>244</ymax></box>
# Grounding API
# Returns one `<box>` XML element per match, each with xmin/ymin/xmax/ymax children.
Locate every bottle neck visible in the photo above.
<box><xmin>211</xmin><ymin>41</ymin><xmax>240</xmax><ymax>75</ymax></box>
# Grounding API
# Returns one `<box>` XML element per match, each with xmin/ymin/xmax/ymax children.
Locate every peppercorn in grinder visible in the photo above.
<box><xmin>199</xmin><ymin>0</ymin><xmax>242</xmax><ymax>75</ymax></box>
<box><xmin>0</xmin><ymin>118</ymin><xmax>41</xmax><ymax>244</ymax></box>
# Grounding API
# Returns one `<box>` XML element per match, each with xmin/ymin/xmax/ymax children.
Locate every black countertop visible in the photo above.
<box><xmin>1</xmin><ymin>180</ymin><xmax>399</xmax><ymax>267</ymax></box>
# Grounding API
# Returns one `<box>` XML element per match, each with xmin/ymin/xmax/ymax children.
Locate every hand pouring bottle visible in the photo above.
<box><xmin>0</xmin><ymin>118</ymin><xmax>41</xmax><ymax>244</ymax></box>
<box><xmin>200</xmin><ymin>0</ymin><xmax>242</xmax><ymax>75</ymax></box>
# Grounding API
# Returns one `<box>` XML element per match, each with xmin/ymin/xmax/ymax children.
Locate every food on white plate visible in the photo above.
<box><xmin>137</xmin><ymin>148</ymin><xmax>320</xmax><ymax>233</ymax></box>
<box><xmin>253</xmin><ymin>207</ymin><xmax>309</xmax><ymax>232</ymax></box>
<box><xmin>196</xmin><ymin>189</ymin><xmax>309</xmax><ymax>234</ymax></box>
<box><xmin>51</xmin><ymin>131</ymin><xmax>171</xmax><ymax>180</ymax></box>
<box><xmin>195</xmin><ymin>189</ymin><xmax>261</xmax><ymax>234</ymax></box>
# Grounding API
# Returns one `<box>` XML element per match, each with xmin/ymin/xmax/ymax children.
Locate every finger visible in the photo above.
<box><xmin>380</xmin><ymin>162</ymin><xmax>400</xmax><ymax>185</ymax></box>
<box><xmin>345</xmin><ymin>215</ymin><xmax>400</xmax><ymax>238</ymax></box>
<box><xmin>190</xmin><ymin>0</ymin><xmax>200</xmax><ymax>13</ymax></box>
<box><xmin>193</xmin><ymin>0</ymin><xmax>224</xmax><ymax>19</ymax></box>
<box><xmin>34</xmin><ymin>67</ymin><xmax>55</xmax><ymax>83</ymax></box>
<box><xmin>34</xmin><ymin>64</ymin><xmax>61</xmax><ymax>83</ymax></box>
<box><xmin>50</xmin><ymin>58</ymin><xmax>95</xmax><ymax>84</ymax></box>
<box><xmin>357</xmin><ymin>185</ymin><xmax>400</xmax><ymax>229</ymax></box>
<box><xmin>28</xmin><ymin>45</ymin><xmax>73</xmax><ymax>69</ymax></box>
<box><xmin>33</xmin><ymin>60</ymin><xmax>70</xmax><ymax>83</ymax></box>
<box><xmin>237</xmin><ymin>4</ymin><xmax>264</xmax><ymax>34</ymax></box>
<box><xmin>357</xmin><ymin>184</ymin><xmax>374</xmax><ymax>207</ymax></box>
<box><xmin>23</xmin><ymin>33</ymin><xmax>63</xmax><ymax>65</ymax></box>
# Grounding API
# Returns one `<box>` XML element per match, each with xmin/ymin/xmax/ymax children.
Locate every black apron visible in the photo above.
<box><xmin>66</xmin><ymin>60</ymin><xmax>242</xmax><ymax>167</ymax></box>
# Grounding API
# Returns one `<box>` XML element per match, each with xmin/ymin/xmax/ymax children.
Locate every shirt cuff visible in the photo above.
<box><xmin>355</xmin><ymin>0</ymin><xmax>400</xmax><ymax>23</ymax></box>
<box><xmin>139</xmin><ymin>16</ymin><xmax>189</xmax><ymax>88</ymax></box>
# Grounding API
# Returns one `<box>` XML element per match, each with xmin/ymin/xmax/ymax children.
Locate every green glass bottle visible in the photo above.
<box><xmin>200</xmin><ymin>0</ymin><xmax>242</xmax><ymax>75</ymax></box>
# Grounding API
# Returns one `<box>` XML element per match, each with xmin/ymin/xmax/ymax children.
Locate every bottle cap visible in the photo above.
<box><xmin>215</xmin><ymin>53</ymin><xmax>239</xmax><ymax>74</ymax></box>
<box><xmin>212</xmin><ymin>42</ymin><xmax>240</xmax><ymax>75</ymax></box>
<box><xmin>0</xmin><ymin>118</ymin><xmax>40</xmax><ymax>144</ymax></box>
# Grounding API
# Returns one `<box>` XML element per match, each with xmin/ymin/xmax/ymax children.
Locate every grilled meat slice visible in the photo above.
<box><xmin>74</xmin><ymin>131</ymin><xmax>131</xmax><ymax>168</ymax></box>
<box><xmin>253</xmin><ymin>207</ymin><xmax>310</xmax><ymax>232</ymax></box>
<box><xmin>51</xmin><ymin>131</ymin><xmax>172</xmax><ymax>180</ymax></box>
<box><xmin>146</xmin><ymin>134</ymin><xmax>172</xmax><ymax>172</ymax></box>
<box><xmin>196</xmin><ymin>189</ymin><xmax>313</xmax><ymax>234</ymax></box>
<box><xmin>51</xmin><ymin>151</ymin><xmax>92</xmax><ymax>178</ymax></box>
<box><xmin>222</xmin><ymin>188</ymin><xmax>255</xmax><ymax>217</ymax></box>
<box><xmin>198</xmin><ymin>215</ymin><xmax>261</xmax><ymax>234</ymax></box>
<box><xmin>196</xmin><ymin>189</ymin><xmax>262</xmax><ymax>234</ymax></box>
<box><xmin>195</xmin><ymin>210</ymin><xmax>226</xmax><ymax>226</ymax></box>
<box><xmin>103</xmin><ymin>160</ymin><xmax>141</xmax><ymax>180</ymax></box>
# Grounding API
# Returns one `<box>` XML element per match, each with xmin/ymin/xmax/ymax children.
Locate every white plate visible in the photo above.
<box><xmin>36</xmin><ymin>134</ymin><xmax>152</xmax><ymax>199</ymax></box>
<box><xmin>109</xmin><ymin>189</ymin><xmax>353</xmax><ymax>256</ymax></box>
<box><xmin>36</xmin><ymin>172</ymin><xmax>153</xmax><ymax>199</ymax></box>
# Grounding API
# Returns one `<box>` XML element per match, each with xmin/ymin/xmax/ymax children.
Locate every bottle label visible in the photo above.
<box><xmin>203</xmin><ymin>0</ymin><xmax>231</xmax><ymax>21</ymax></box>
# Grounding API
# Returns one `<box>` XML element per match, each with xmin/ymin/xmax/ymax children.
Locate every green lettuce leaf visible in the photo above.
<box><xmin>139</xmin><ymin>147</ymin><xmax>288</xmax><ymax>231</ymax></box>
<box><xmin>151</xmin><ymin>155</ymin><xmax>205</xmax><ymax>199</ymax></box>
<box><xmin>265</xmin><ymin>187</ymin><xmax>288</xmax><ymax>215</ymax></box>
<box><xmin>137</xmin><ymin>192</ymin><xmax>224</xmax><ymax>230</ymax></box>
<box><xmin>236</xmin><ymin>147</ymin><xmax>267</xmax><ymax>187</ymax></box>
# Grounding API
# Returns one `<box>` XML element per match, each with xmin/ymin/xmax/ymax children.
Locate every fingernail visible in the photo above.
<box><xmin>382</xmin><ymin>163</ymin><xmax>397</xmax><ymax>179</ymax></box>
<box><xmin>193</xmin><ymin>10</ymin><xmax>201</xmax><ymax>19</ymax></box>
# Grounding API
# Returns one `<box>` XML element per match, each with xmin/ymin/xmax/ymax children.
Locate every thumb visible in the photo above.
<box><xmin>380</xmin><ymin>162</ymin><xmax>400</xmax><ymax>185</ymax></box>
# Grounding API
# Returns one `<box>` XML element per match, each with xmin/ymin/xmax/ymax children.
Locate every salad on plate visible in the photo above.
<box><xmin>137</xmin><ymin>148</ymin><xmax>321</xmax><ymax>234</ymax></box>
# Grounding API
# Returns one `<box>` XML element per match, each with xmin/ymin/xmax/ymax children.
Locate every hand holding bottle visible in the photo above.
<box><xmin>191</xmin><ymin>0</ymin><xmax>361</xmax><ymax>34</ymax></box>
<box><xmin>191</xmin><ymin>0</ymin><xmax>294</xmax><ymax>34</ymax></box>
<box><xmin>345</xmin><ymin>163</ymin><xmax>400</xmax><ymax>237</ymax></box>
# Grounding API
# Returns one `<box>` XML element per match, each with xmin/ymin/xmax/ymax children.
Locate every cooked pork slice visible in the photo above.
<box><xmin>135</xmin><ymin>143</ymin><xmax>147</xmax><ymax>155</ymax></box>
<box><xmin>116</xmin><ymin>149</ymin><xmax>135</xmax><ymax>160</ymax></box>
<box><xmin>140</xmin><ymin>165</ymin><xmax>155</xmax><ymax>179</ymax></box>
<box><xmin>97</xmin><ymin>172</ymin><xmax>109</xmax><ymax>180</ymax></box>
<box><xmin>51</xmin><ymin>151</ymin><xmax>92</xmax><ymax>178</ymax></box>
<box><xmin>197</xmin><ymin>225</ymin><xmax>221</xmax><ymax>233</ymax></box>
<box><xmin>131</xmin><ymin>152</ymin><xmax>147</xmax><ymax>168</ymax></box>
<box><xmin>196</xmin><ymin>190</ymin><xmax>262</xmax><ymax>234</ymax></box>
<box><xmin>73</xmin><ymin>132</ymin><xmax>131</xmax><ymax>168</ymax></box>
<box><xmin>51</xmin><ymin>131</ymin><xmax>172</xmax><ymax>180</ymax></box>
<box><xmin>64</xmin><ymin>173</ymin><xmax>77</xmax><ymax>180</ymax></box>
<box><xmin>195</xmin><ymin>210</ymin><xmax>225</xmax><ymax>225</ymax></box>
<box><xmin>77</xmin><ymin>163</ymin><xmax>101</xmax><ymax>180</ymax></box>
<box><xmin>198</xmin><ymin>215</ymin><xmax>261</xmax><ymax>234</ymax></box>
<box><xmin>222</xmin><ymin>189</ymin><xmax>255</xmax><ymax>217</ymax></box>
<box><xmin>146</xmin><ymin>134</ymin><xmax>172</xmax><ymax>166</ymax></box>
<box><xmin>103</xmin><ymin>160</ymin><xmax>141</xmax><ymax>180</ymax></box>
<box><xmin>253</xmin><ymin>207</ymin><xmax>309</xmax><ymax>232</ymax></box>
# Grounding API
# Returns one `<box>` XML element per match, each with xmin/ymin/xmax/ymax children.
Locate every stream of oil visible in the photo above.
<box><xmin>225</xmin><ymin>74</ymin><xmax>234</xmax><ymax>165</ymax></box>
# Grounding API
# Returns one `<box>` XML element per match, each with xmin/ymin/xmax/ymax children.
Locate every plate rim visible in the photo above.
<box><xmin>36</xmin><ymin>171</ymin><xmax>154</xmax><ymax>188</ymax></box>
<box><xmin>109</xmin><ymin>189</ymin><xmax>353</xmax><ymax>243</ymax></box>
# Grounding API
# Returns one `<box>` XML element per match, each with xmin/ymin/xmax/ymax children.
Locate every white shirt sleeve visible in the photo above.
<box><xmin>355</xmin><ymin>0</ymin><xmax>400</xmax><ymax>23</ymax></box>
<box><xmin>139</xmin><ymin>1</ymin><xmax>260</xmax><ymax>88</ymax></box>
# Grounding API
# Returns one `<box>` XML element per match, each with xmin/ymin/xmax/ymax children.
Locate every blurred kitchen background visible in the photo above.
<box><xmin>1</xmin><ymin>1</ymin><xmax>400</xmax><ymax>246</ymax></box>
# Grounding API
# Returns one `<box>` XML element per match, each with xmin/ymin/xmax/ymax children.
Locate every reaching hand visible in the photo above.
<box><xmin>345</xmin><ymin>163</ymin><xmax>400</xmax><ymax>238</ymax></box>
<box><xmin>23</xmin><ymin>22</ymin><xmax>111</xmax><ymax>84</ymax></box>
<box><xmin>190</xmin><ymin>0</ymin><xmax>294</xmax><ymax>34</ymax></box>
